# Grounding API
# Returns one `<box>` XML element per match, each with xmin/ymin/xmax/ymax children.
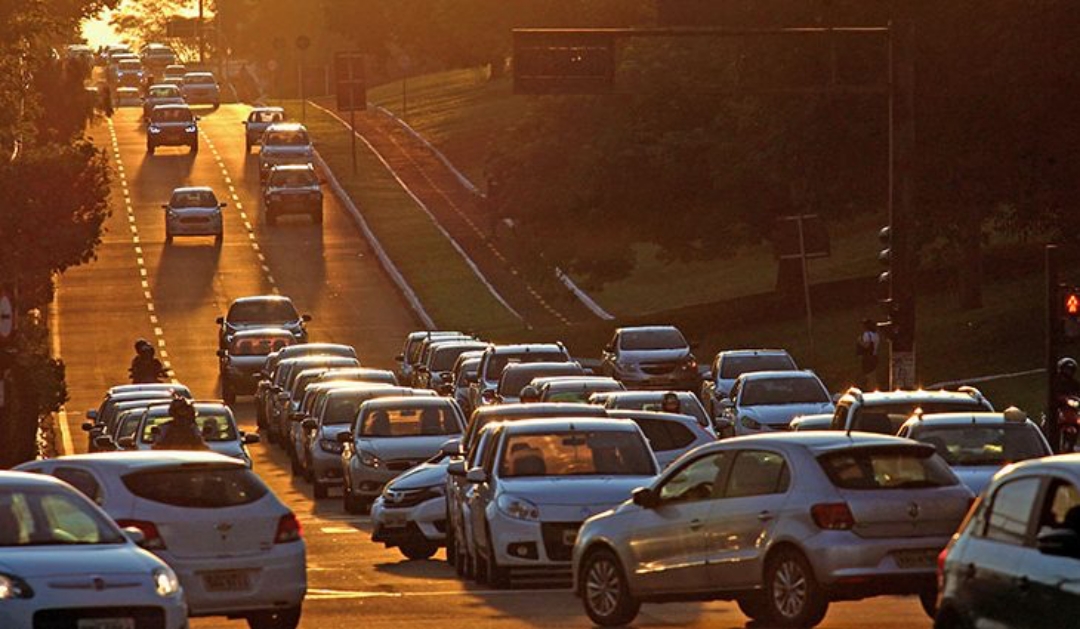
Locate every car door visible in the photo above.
<box><xmin>629</xmin><ymin>450</ymin><xmax>730</xmax><ymax>595</ymax></box>
<box><xmin>468</xmin><ymin>427</ymin><xmax>503</xmax><ymax>560</ymax></box>
<box><xmin>1026</xmin><ymin>476</ymin><xmax>1080</xmax><ymax>628</ymax></box>
<box><xmin>960</xmin><ymin>475</ymin><xmax>1043</xmax><ymax>629</ymax></box>
<box><xmin>705</xmin><ymin>448</ymin><xmax>792</xmax><ymax>588</ymax></box>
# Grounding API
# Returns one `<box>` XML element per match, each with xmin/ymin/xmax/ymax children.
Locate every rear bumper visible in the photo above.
<box><xmin>802</xmin><ymin>531</ymin><xmax>949</xmax><ymax>595</ymax></box>
<box><xmin>158</xmin><ymin>544</ymin><xmax>306</xmax><ymax>616</ymax></box>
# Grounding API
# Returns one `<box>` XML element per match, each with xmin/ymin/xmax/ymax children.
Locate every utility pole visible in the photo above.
<box><xmin>197</xmin><ymin>0</ymin><xmax>205</xmax><ymax>65</ymax></box>
<box><xmin>1047</xmin><ymin>244</ymin><xmax>1060</xmax><ymax>450</ymax></box>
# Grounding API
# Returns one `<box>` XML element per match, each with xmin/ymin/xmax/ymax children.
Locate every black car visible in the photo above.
<box><xmin>217</xmin><ymin>295</ymin><xmax>310</xmax><ymax>350</ymax></box>
<box><xmin>262</xmin><ymin>164</ymin><xmax>323</xmax><ymax>225</ymax></box>
<box><xmin>936</xmin><ymin>454</ymin><xmax>1080</xmax><ymax>629</ymax></box>
<box><xmin>146</xmin><ymin>103</ymin><xmax>198</xmax><ymax>154</ymax></box>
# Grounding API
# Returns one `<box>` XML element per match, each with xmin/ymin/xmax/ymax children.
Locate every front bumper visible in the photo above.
<box><xmin>166</xmin><ymin>214</ymin><xmax>222</xmax><ymax>236</ymax></box>
<box><xmin>149</xmin><ymin>129</ymin><xmax>197</xmax><ymax>147</ymax></box>
<box><xmin>158</xmin><ymin>544</ymin><xmax>306</xmax><ymax>616</ymax></box>
<box><xmin>348</xmin><ymin>464</ymin><xmax>397</xmax><ymax>500</ymax></box>
<box><xmin>487</xmin><ymin>511</ymin><xmax>580</xmax><ymax>570</ymax></box>
<box><xmin>371</xmin><ymin>495</ymin><xmax>447</xmax><ymax>546</ymax></box>
<box><xmin>310</xmin><ymin>445</ymin><xmax>344</xmax><ymax>485</ymax></box>
<box><xmin>0</xmin><ymin>582</ymin><xmax>187</xmax><ymax>629</ymax></box>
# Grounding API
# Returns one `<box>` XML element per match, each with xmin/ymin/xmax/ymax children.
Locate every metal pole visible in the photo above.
<box><xmin>299</xmin><ymin>54</ymin><xmax>306</xmax><ymax>123</ymax></box>
<box><xmin>1047</xmin><ymin>244</ymin><xmax>1061</xmax><ymax>451</ymax></box>
<box><xmin>197</xmin><ymin>0</ymin><xmax>205</xmax><ymax>65</ymax></box>
<box><xmin>796</xmin><ymin>215</ymin><xmax>814</xmax><ymax>359</ymax></box>
<box><xmin>350</xmin><ymin>104</ymin><xmax>358</xmax><ymax>175</ymax></box>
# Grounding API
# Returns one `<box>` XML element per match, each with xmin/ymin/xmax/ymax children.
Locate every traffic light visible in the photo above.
<box><xmin>1062</xmin><ymin>286</ymin><xmax>1080</xmax><ymax>340</ymax></box>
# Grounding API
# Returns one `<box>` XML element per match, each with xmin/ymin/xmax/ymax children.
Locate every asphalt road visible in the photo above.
<box><xmin>53</xmin><ymin>103</ymin><xmax>932</xmax><ymax>629</ymax></box>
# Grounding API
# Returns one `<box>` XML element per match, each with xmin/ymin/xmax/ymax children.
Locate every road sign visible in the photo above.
<box><xmin>773</xmin><ymin>214</ymin><xmax>830</xmax><ymax>260</ymax></box>
<box><xmin>334</xmin><ymin>51</ymin><xmax>367</xmax><ymax>112</ymax></box>
<box><xmin>0</xmin><ymin>291</ymin><xmax>14</xmax><ymax>343</ymax></box>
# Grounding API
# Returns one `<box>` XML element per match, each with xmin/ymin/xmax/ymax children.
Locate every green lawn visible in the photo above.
<box><xmin>283</xmin><ymin>101</ymin><xmax>522</xmax><ymax>335</ymax></box>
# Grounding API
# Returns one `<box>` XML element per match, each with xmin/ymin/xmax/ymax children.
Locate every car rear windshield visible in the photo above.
<box><xmin>269</xmin><ymin>169</ymin><xmax>317</xmax><ymax>187</ymax></box>
<box><xmin>499</xmin><ymin>365</ymin><xmax>580</xmax><ymax>396</ymax></box>
<box><xmin>720</xmin><ymin>354</ymin><xmax>796</xmax><ymax>379</ymax></box>
<box><xmin>251</xmin><ymin>111</ymin><xmax>283</xmax><ymax>123</ymax></box>
<box><xmin>499</xmin><ymin>431</ymin><xmax>655</xmax><ymax>477</ymax></box>
<box><xmin>184</xmin><ymin>74</ymin><xmax>215</xmax><ymax>85</ymax></box>
<box><xmin>741</xmin><ymin>377</ymin><xmax>828</xmax><ymax>406</ymax></box>
<box><xmin>170</xmin><ymin>189</ymin><xmax>217</xmax><ymax>208</ymax></box>
<box><xmin>153</xmin><ymin>108</ymin><xmax>193</xmax><ymax>123</ymax></box>
<box><xmin>142</xmin><ymin>413</ymin><xmax>238</xmax><ymax>442</ymax></box>
<box><xmin>431</xmin><ymin>345</ymin><xmax>482</xmax><ymax>372</ymax></box>
<box><xmin>0</xmin><ymin>490</ymin><xmax>125</xmax><ymax>546</ymax></box>
<box><xmin>358</xmin><ymin>405</ymin><xmax>461</xmax><ymax>437</ymax></box>
<box><xmin>228</xmin><ymin>300</ymin><xmax>298</xmax><ymax>324</ymax></box>
<box><xmin>487</xmin><ymin>350</ymin><xmax>569</xmax><ymax>381</ymax></box>
<box><xmin>914</xmin><ymin>424</ymin><xmax>1049</xmax><ymax>466</ymax></box>
<box><xmin>148</xmin><ymin>87</ymin><xmax>178</xmax><ymax>98</ymax></box>
<box><xmin>324</xmin><ymin>396</ymin><xmax>366</xmax><ymax>425</ymax></box>
<box><xmin>265</xmin><ymin>130</ymin><xmax>310</xmax><ymax>146</ymax></box>
<box><xmin>611</xmin><ymin>394</ymin><xmax>708</xmax><ymax>426</ymax></box>
<box><xmin>230</xmin><ymin>335</ymin><xmax>293</xmax><ymax>356</ymax></box>
<box><xmin>818</xmin><ymin>446</ymin><xmax>958</xmax><ymax>490</ymax></box>
<box><xmin>122</xmin><ymin>466</ymin><xmax>268</xmax><ymax>508</ymax></box>
<box><xmin>619</xmin><ymin>328</ymin><xmax>687</xmax><ymax>351</ymax></box>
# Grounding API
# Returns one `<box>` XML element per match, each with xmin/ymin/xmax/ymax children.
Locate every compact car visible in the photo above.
<box><xmin>162</xmin><ymin>186</ymin><xmax>224</xmax><ymax>245</ymax></box>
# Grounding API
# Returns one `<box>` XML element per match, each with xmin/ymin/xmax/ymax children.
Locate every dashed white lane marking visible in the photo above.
<box><xmin>200</xmin><ymin>130</ymin><xmax>280</xmax><ymax>295</ymax></box>
<box><xmin>106</xmin><ymin>118</ymin><xmax>177</xmax><ymax>383</ymax></box>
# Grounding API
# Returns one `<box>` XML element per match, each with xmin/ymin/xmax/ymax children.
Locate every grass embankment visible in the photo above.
<box><xmin>282</xmin><ymin>101</ymin><xmax>522</xmax><ymax>335</ymax></box>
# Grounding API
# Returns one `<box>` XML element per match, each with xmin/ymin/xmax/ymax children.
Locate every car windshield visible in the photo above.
<box><xmin>914</xmin><ymin>424</ymin><xmax>1049</xmax><ymax>466</ymax></box>
<box><xmin>119</xmin><ymin>60</ymin><xmax>140</xmax><ymax>69</ymax></box>
<box><xmin>818</xmin><ymin>445</ymin><xmax>958</xmax><ymax>489</ymax></box>
<box><xmin>720</xmin><ymin>354</ymin><xmax>796</xmax><ymax>379</ymax></box>
<box><xmin>456</xmin><ymin>362</ymin><xmax>479</xmax><ymax>386</ymax></box>
<box><xmin>153</xmin><ymin>108</ymin><xmax>193</xmax><ymax>123</ymax></box>
<box><xmin>122</xmin><ymin>466</ymin><xmax>267</xmax><ymax>508</ymax></box>
<box><xmin>611</xmin><ymin>394</ymin><xmax>708</xmax><ymax>426</ymax></box>
<box><xmin>227</xmin><ymin>300</ymin><xmax>298</xmax><ymax>324</ymax></box>
<box><xmin>148</xmin><ymin>86</ymin><xmax>179</xmax><ymax>98</ymax></box>
<box><xmin>853</xmin><ymin>401</ymin><xmax>990</xmax><ymax>434</ymax></box>
<box><xmin>323</xmin><ymin>396</ymin><xmax>368</xmax><ymax>425</ymax></box>
<box><xmin>184</xmin><ymin>74</ymin><xmax>215</xmax><ymax>85</ymax></box>
<box><xmin>619</xmin><ymin>328</ymin><xmax>687</xmax><ymax>351</ymax></box>
<box><xmin>740</xmin><ymin>377</ymin><xmax>828</xmax><ymax>406</ymax></box>
<box><xmin>546</xmin><ymin>383</ymin><xmax>622</xmax><ymax>403</ymax></box>
<box><xmin>251</xmin><ymin>111</ymin><xmax>283</xmax><ymax>123</ymax></box>
<box><xmin>487</xmin><ymin>350</ymin><xmax>568</xmax><ymax>381</ymax></box>
<box><xmin>170</xmin><ymin>189</ymin><xmax>218</xmax><ymax>208</ymax></box>
<box><xmin>142</xmin><ymin>412</ymin><xmax>238</xmax><ymax>442</ymax></box>
<box><xmin>265</xmin><ymin>130</ymin><xmax>310</xmax><ymax>146</ymax></box>
<box><xmin>499</xmin><ymin>365</ymin><xmax>579</xmax><ymax>396</ymax></box>
<box><xmin>358</xmin><ymin>405</ymin><xmax>461</xmax><ymax>437</ymax></box>
<box><xmin>0</xmin><ymin>489</ymin><xmax>125</xmax><ymax>546</ymax></box>
<box><xmin>499</xmin><ymin>430</ymin><xmax>654</xmax><ymax>478</ymax></box>
<box><xmin>230</xmin><ymin>334</ymin><xmax>293</xmax><ymax>356</ymax></box>
<box><xmin>269</xmin><ymin>169</ymin><xmax>317</xmax><ymax>187</ymax></box>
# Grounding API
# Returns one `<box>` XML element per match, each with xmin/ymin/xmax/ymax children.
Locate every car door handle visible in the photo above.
<box><xmin>757</xmin><ymin>511</ymin><xmax>774</xmax><ymax>522</ymax></box>
<box><xmin>689</xmin><ymin>519</ymin><xmax>704</xmax><ymax>531</ymax></box>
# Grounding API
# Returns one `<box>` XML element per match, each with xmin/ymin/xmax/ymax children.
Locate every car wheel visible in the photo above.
<box><xmin>146</xmin><ymin>143</ymin><xmax>155</xmax><ymax>154</ymax></box>
<box><xmin>246</xmin><ymin>604</ymin><xmax>301</xmax><ymax>629</ymax></box>
<box><xmin>484</xmin><ymin>530</ymin><xmax>510</xmax><ymax>588</ymax></box>
<box><xmin>400</xmin><ymin>538</ymin><xmax>438</xmax><ymax>561</ymax></box>
<box><xmin>342</xmin><ymin>483</ymin><xmax>365</xmax><ymax>514</ymax></box>
<box><xmin>581</xmin><ymin>548</ymin><xmax>640</xmax><ymax>627</ymax></box>
<box><xmin>313</xmin><ymin>480</ymin><xmax>328</xmax><ymax>500</ymax></box>
<box><xmin>934</xmin><ymin>605</ymin><xmax>975</xmax><ymax>629</ymax></box>
<box><xmin>737</xmin><ymin>592</ymin><xmax>772</xmax><ymax>621</ymax></box>
<box><xmin>445</xmin><ymin>521</ymin><xmax>457</xmax><ymax>567</ymax></box>
<box><xmin>919</xmin><ymin>588</ymin><xmax>938</xmax><ymax>619</ymax></box>
<box><xmin>763</xmin><ymin>549</ymin><xmax>828</xmax><ymax>627</ymax></box>
<box><xmin>214</xmin><ymin>232</ymin><xmax>223</xmax><ymax>246</ymax></box>
<box><xmin>289</xmin><ymin>451</ymin><xmax>302</xmax><ymax>476</ymax></box>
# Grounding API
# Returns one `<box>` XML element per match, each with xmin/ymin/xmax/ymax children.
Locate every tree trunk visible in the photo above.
<box><xmin>957</xmin><ymin>210</ymin><xmax>983</xmax><ymax>310</ymax></box>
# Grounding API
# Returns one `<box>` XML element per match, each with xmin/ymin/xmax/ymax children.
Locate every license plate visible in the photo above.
<box><xmin>77</xmin><ymin>620</ymin><xmax>135</xmax><ymax>629</ymax></box>
<box><xmin>202</xmin><ymin>569</ymin><xmax>251</xmax><ymax>592</ymax></box>
<box><xmin>382</xmin><ymin>512</ymin><xmax>408</xmax><ymax>528</ymax></box>
<box><xmin>562</xmin><ymin>529</ymin><xmax>578</xmax><ymax>546</ymax></box>
<box><xmin>893</xmin><ymin>548</ymin><xmax>938</xmax><ymax>569</ymax></box>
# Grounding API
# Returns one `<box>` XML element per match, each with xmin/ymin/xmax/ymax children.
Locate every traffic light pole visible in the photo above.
<box><xmin>1047</xmin><ymin>244</ymin><xmax>1060</xmax><ymax>451</ymax></box>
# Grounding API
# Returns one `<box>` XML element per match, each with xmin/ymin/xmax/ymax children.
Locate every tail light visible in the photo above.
<box><xmin>116</xmin><ymin>519</ymin><xmax>166</xmax><ymax>550</ymax></box>
<box><xmin>936</xmin><ymin>547</ymin><xmax>949</xmax><ymax>591</ymax></box>
<box><xmin>810</xmin><ymin>503</ymin><xmax>855</xmax><ymax>530</ymax></box>
<box><xmin>275</xmin><ymin>512</ymin><xmax>302</xmax><ymax>544</ymax></box>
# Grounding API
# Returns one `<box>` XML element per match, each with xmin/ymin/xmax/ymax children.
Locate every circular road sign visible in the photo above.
<box><xmin>0</xmin><ymin>292</ymin><xmax>13</xmax><ymax>341</ymax></box>
<box><xmin>296</xmin><ymin>35</ymin><xmax>311</xmax><ymax>51</ymax></box>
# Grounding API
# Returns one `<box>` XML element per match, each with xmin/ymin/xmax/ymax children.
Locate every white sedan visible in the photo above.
<box><xmin>18</xmin><ymin>451</ymin><xmax>306</xmax><ymax>628</ymax></box>
<box><xmin>0</xmin><ymin>471</ymin><xmax>187</xmax><ymax>628</ymax></box>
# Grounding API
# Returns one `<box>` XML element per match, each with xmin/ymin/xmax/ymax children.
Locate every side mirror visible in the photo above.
<box><xmin>439</xmin><ymin>439</ymin><xmax>462</xmax><ymax>457</ymax></box>
<box><xmin>447</xmin><ymin>460</ymin><xmax>466</xmax><ymax>477</ymax></box>
<box><xmin>301</xmin><ymin>314</ymin><xmax>312</xmax><ymax>322</ymax></box>
<box><xmin>160</xmin><ymin>204</ymin><xmax>169</xmax><ymax>210</ymax></box>
<box><xmin>1037</xmin><ymin>528</ymin><xmax>1080</xmax><ymax>559</ymax></box>
<box><xmin>336</xmin><ymin>431</ymin><xmax>353</xmax><ymax>444</ymax></box>
<box><xmin>301</xmin><ymin>418</ymin><xmax>317</xmax><ymax>431</ymax></box>
<box><xmin>86</xmin><ymin>409</ymin><xmax>98</xmax><ymax>420</ymax></box>
<box><xmin>242</xmin><ymin>432</ymin><xmax>261</xmax><ymax>445</ymax></box>
<box><xmin>122</xmin><ymin>527</ymin><xmax>146</xmax><ymax>546</ymax></box>
<box><xmin>219</xmin><ymin>202</ymin><xmax>228</xmax><ymax>208</ymax></box>
<box><xmin>631</xmin><ymin>486</ymin><xmax>658</xmax><ymax>509</ymax></box>
<box><xmin>466</xmin><ymin>468</ymin><xmax>488</xmax><ymax>484</ymax></box>
<box><xmin>117</xmin><ymin>436</ymin><xmax>135</xmax><ymax>449</ymax></box>
<box><xmin>394</xmin><ymin>354</ymin><xmax>404</xmax><ymax>362</ymax></box>
<box><xmin>81</xmin><ymin>421</ymin><xmax>96</xmax><ymax>431</ymax></box>
<box><xmin>216</xmin><ymin>316</ymin><xmax>225</xmax><ymax>325</ymax></box>
<box><xmin>216</xmin><ymin>349</ymin><xmax>226</xmax><ymax>358</ymax></box>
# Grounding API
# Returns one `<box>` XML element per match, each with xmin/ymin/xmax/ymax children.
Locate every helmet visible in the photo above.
<box><xmin>134</xmin><ymin>338</ymin><xmax>152</xmax><ymax>353</ymax></box>
<box><xmin>661</xmin><ymin>391</ymin><xmax>680</xmax><ymax>412</ymax></box>
<box><xmin>519</xmin><ymin>385</ymin><xmax>540</xmax><ymax>403</ymax></box>
<box><xmin>168</xmin><ymin>396</ymin><xmax>195</xmax><ymax>422</ymax></box>
<box><xmin>1059</xmin><ymin>357</ymin><xmax>1077</xmax><ymax>375</ymax></box>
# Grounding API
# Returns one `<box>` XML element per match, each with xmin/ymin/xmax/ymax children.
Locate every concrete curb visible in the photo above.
<box><xmin>309</xmin><ymin>100</ymin><xmax>525</xmax><ymax>325</ymax></box>
<box><xmin>312</xmin><ymin>150</ymin><xmax>436</xmax><ymax>330</ymax></box>
<box><xmin>373</xmin><ymin>104</ymin><xmax>616</xmax><ymax>322</ymax></box>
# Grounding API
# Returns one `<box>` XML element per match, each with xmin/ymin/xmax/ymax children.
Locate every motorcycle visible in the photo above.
<box><xmin>1057</xmin><ymin>395</ymin><xmax>1080</xmax><ymax>453</ymax></box>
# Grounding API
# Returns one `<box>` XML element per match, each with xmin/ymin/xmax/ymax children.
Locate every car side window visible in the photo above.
<box><xmin>480</xmin><ymin>429</ymin><xmax>503</xmax><ymax>475</ymax></box>
<box><xmin>658</xmin><ymin>452</ymin><xmax>729</xmax><ymax>504</ymax></box>
<box><xmin>831</xmin><ymin>402</ymin><xmax>851</xmax><ymax>430</ymax></box>
<box><xmin>728</xmin><ymin>380</ymin><xmax>741</xmax><ymax>403</ymax></box>
<box><xmin>53</xmin><ymin>467</ymin><xmax>103</xmax><ymax>504</ymax></box>
<box><xmin>1037</xmin><ymin>479</ymin><xmax>1080</xmax><ymax>536</ymax></box>
<box><xmin>983</xmin><ymin>477</ymin><xmax>1042</xmax><ymax>545</ymax></box>
<box><xmin>724</xmin><ymin>450</ymin><xmax>790</xmax><ymax>499</ymax></box>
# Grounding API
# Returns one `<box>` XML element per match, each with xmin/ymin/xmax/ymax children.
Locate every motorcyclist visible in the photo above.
<box><xmin>152</xmin><ymin>397</ymin><xmax>209</xmax><ymax>451</ymax></box>
<box><xmin>519</xmin><ymin>385</ymin><xmax>540</xmax><ymax>404</ymax></box>
<box><xmin>1052</xmin><ymin>357</ymin><xmax>1080</xmax><ymax>453</ymax></box>
<box><xmin>129</xmin><ymin>339</ymin><xmax>167</xmax><ymax>384</ymax></box>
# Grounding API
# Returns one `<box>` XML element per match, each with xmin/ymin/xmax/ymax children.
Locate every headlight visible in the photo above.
<box><xmin>152</xmin><ymin>567</ymin><xmax>180</xmax><ymax>597</ymax></box>
<box><xmin>358</xmin><ymin>449</ymin><xmax>382</xmax><ymax>468</ymax></box>
<box><xmin>497</xmin><ymin>494</ymin><xmax>541</xmax><ymax>521</ymax></box>
<box><xmin>148</xmin><ymin>126</ymin><xmax>161</xmax><ymax>134</ymax></box>
<box><xmin>319</xmin><ymin>438</ymin><xmax>343</xmax><ymax>454</ymax></box>
<box><xmin>0</xmin><ymin>573</ymin><xmax>34</xmax><ymax>599</ymax></box>
<box><xmin>184</xmin><ymin>125</ymin><xmax>197</xmax><ymax>133</ymax></box>
<box><xmin>740</xmin><ymin>415</ymin><xmax>762</xmax><ymax>430</ymax></box>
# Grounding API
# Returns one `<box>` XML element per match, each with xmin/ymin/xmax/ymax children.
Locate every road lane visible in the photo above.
<box><xmin>55</xmin><ymin>103</ymin><xmax>932</xmax><ymax>628</ymax></box>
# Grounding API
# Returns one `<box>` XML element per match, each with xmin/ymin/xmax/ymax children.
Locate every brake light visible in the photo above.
<box><xmin>275</xmin><ymin>512</ymin><xmax>302</xmax><ymax>544</ymax></box>
<box><xmin>936</xmin><ymin>547</ymin><xmax>949</xmax><ymax>591</ymax></box>
<box><xmin>810</xmin><ymin>503</ymin><xmax>855</xmax><ymax>530</ymax></box>
<box><xmin>116</xmin><ymin>519</ymin><xmax>166</xmax><ymax>550</ymax></box>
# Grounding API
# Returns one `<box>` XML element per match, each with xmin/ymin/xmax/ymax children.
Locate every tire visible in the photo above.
<box><xmin>919</xmin><ymin>588</ymin><xmax>938</xmax><ymax>619</ymax></box>
<box><xmin>737</xmin><ymin>592</ymin><xmax>772</xmax><ymax>622</ymax></box>
<box><xmin>763</xmin><ymin>549</ymin><xmax>829</xmax><ymax>627</ymax></box>
<box><xmin>246</xmin><ymin>604</ymin><xmax>301</xmax><ymax>629</ymax></box>
<box><xmin>289</xmin><ymin>450</ymin><xmax>302</xmax><ymax>476</ymax></box>
<box><xmin>400</xmin><ymin>538</ymin><xmax>438</xmax><ymax>561</ymax></box>
<box><xmin>164</xmin><ymin>232</ymin><xmax>173</xmax><ymax>245</ymax></box>
<box><xmin>222</xmin><ymin>381</ymin><xmax>236</xmax><ymax>406</ymax></box>
<box><xmin>445</xmin><ymin>523</ymin><xmax>457</xmax><ymax>567</ymax></box>
<box><xmin>311</xmin><ymin>209</ymin><xmax>323</xmax><ymax>225</ymax></box>
<box><xmin>146</xmin><ymin>143</ymin><xmax>155</xmax><ymax>154</ymax></box>
<box><xmin>580</xmin><ymin>549</ymin><xmax>641</xmax><ymax>627</ymax></box>
<box><xmin>343</xmin><ymin>484</ymin><xmax>366</xmax><ymax>514</ymax></box>
<box><xmin>484</xmin><ymin>530</ymin><xmax>510</xmax><ymax>588</ymax></box>
<box><xmin>190</xmin><ymin>141</ymin><xmax>198</xmax><ymax>153</ymax></box>
<box><xmin>313</xmin><ymin>480</ymin><xmax>328</xmax><ymax>500</ymax></box>
<box><xmin>454</xmin><ymin>537</ymin><xmax>469</xmax><ymax>577</ymax></box>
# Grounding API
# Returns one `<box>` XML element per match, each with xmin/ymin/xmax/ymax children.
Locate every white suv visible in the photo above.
<box><xmin>831</xmin><ymin>387</ymin><xmax>994</xmax><ymax>434</ymax></box>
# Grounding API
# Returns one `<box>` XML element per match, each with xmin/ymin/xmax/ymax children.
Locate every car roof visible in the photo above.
<box><xmin>541</xmin><ymin>376</ymin><xmax>621</xmax><ymax>389</ymax></box>
<box><xmin>107</xmin><ymin>383</ymin><xmax>191</xmax><ymax>396</ymax></box>
<box><xmin>487</xmin><ymin>343</ymin><xmax>565</xmax><ymax>354</ymax></box>
<box><xmin>502</xmin><ymin>361</ymin><xmax>579</xmax><ymax>373</ymax></box>
<box><xmin>604</xmin><ymin>390</ymin><xmax>697</xmax><ymax>400</ymax></box>
<box><xmin>251</xmin><ymin>106</ymin><xmax>284</xmax><ymax>113</ymax></box>
<box><xmin>171</xmin><ymin>186</ymin><xmax>214</xmax><ymax>194</ymax></box>
<box><xmin>277</xmin><ymin>343</ymin><xmax>353</xmax><ymax>356</ymax></box>
<box><xmin>738</xmin><ymin>370</ymin><xmax>819</xmax><ymax>381</ymax></box>
<box><xmin>718</xmin><ymin>349</ymin><xmax>792</xmax><ymax>358</ymax></box>
<box><xmin>183</xmin><ymin>71</ymin><xmax>214</xmax><ymax>77</ymax></box>
<box><xmin>106</xmin><ymin>390</ymin><xmax>176</xmax><ymax>402</ymax></box>
<box><xmin>269</xmin><ymin>164</ymin><xmax>316</xmax><ymax>172</ymax></box>
<box><xmin>323</xmin><ymin>383</ymin><xmax>404</xmax><ymax>397</ymax></box>
<box><xmin>152</xmin><ymin>103</ymin><xmax>190</xmax><ymax>111</ymax></box>
<box><xmin>266</xmin><ymin>122</ymin><xmax>307</xmax><ymax>132</ymax></box>
<box><xmin>147</xmin><ymin>83</ymin><xmax>180</xmax><ymax>90</ymax></box>
<box><xmin>0</xmin><ymin>471</ymin><xmax>76</xmax><ymax>490</ymax></box>
<box><xmin>360</xmin><ymin>395</ymin><xmax>451</xmax><ymax>410</ymax></box>
<box><xmin>704</xmin><ymin>431</ymin><xmax>922</xmax><ymax>454</ymax></box>
<box><xmin>1004</xmin><ymin>453</ymin><xmax>1080</xmax><ymax>477</ymax></box>
<box><xmin>901</xmin><ymin>411</ymin><xmax>1036</xmax><ymax>429</ymax></box>
<box><xmin>501</xmin><ymin>417</ymin><xmax>639</xmax><ymax>435</ymax></box>
<box><xmin>279</xmin><ymin>355</ymin><xmax>358</xmax><ymax>368</ymax></box>
<box><xmin>230</xmin><ymin>294</ymin><xmax>294</xmax><ymax>305</ymax></box>
<box><xmin>231</xmin><ymin>327</ymin><xmax>294</xmax><ymax>338</ymax></box>
<box><xmin>473</xmin><ymin>403</ymin><xmax>606</xmax><ymax>418</ymax></box>
<box><xmin>847</xmin><ymin>388</ymin><xmax>988</xmax><ymax>405</ymax></box>
<box><xmin>322</xmin><ymin>367</ymin><xmax>394</xmax><ymax>377</ymax></box>
<box><xmin>29</xmin><ymin>450</ymin><xmax>246</xmax><ymax>472</ymax></box>
<box><xmin>407</xmin><ymin>330</ymin><xmax>464</xmax><ymax>341</ymax></box>
<box><xmin>145</xmin><ymin>401</ymin><xmax>232</xmax><ymax>415</ymax></box>
<box><xmin>615</xmin><ymin>325</ymin><xmax>682</xmax><ymax>334</ymax></box>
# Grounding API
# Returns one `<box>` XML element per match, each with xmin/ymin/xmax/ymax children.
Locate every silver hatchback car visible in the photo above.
<box><xmin>162</xmin><ymin>186</ymin><xmax>225</xmax><ymax>245</ymax></box>
<box><xmin>572</xmin><ymin>432</ymin><xmax>974</xmax><ymax>627</ymax></box>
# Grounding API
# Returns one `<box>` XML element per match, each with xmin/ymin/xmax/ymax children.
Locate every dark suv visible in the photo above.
<box><xmin>217</xmin><ymin>295</ymin><xmax>310</xmax><ymax>349</ymax></box>
<box><xmin>146</xmin><ymin>104</ymin><xmax>198</xmax><ymax>154</ymax></box>
<box><xmin>262</xmin><ymin>164</ymin><xmax>323</xmax><ymax>225</ymax></box>
<box><xmin>936</xmin><ymin>455</ymin><xmax>1080</xmax><ymax>629</ymax></box>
